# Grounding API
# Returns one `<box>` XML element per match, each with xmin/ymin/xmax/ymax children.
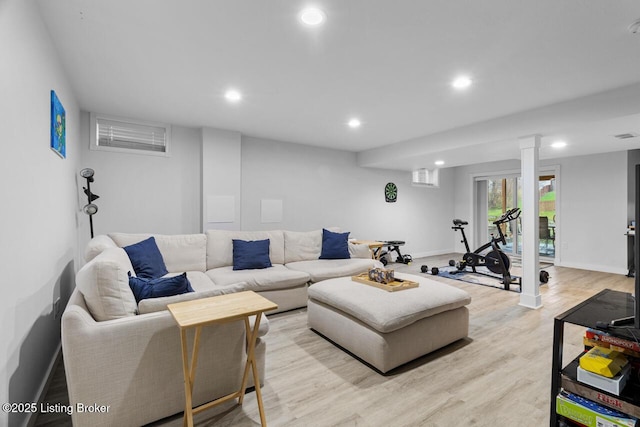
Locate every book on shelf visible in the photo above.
<box><xmin>585</xmin><ymin>329</ymin><xmax>640</xmax><ymax>354</ymax></box>
<box><xmin>559</xmin><ymin>419</ymin><xmax>588</xmax><ymax>427</ymax></box>
<box><xmin>556</xmin><ymin>391</ymin><xmax>638</xmax><ymax>427</ymax></box>
<box><xmin>562</xmin><ymin>375</ymin><xmax>640</xmax><ymax>418</ymax></box>
<box><xmin>584</xmin><ymin>330</ymin><xmax>640</xmax><ymax>386</ymax></box>
<box><xmin>584</xmin><ymin>337</ymin><xmax>640</xmax><ymax>359</ymax></box>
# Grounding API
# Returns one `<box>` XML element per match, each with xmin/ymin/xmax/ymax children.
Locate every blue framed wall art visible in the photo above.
<box><xmin>50</xmin><ymin>90</ymin><xmax>66</xmax><ymax>159</ymax></box>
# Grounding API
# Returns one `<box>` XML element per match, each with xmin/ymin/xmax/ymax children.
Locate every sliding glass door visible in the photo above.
<box><xmin>538</xmin><ymin>175</ymin><xmax>556</xmax><ymax>257</ymax></box>
<box><xmin>483</xmin><ymin>175</ymin><xmax>556</xmax><ymax>259</ymax></box>
<box><xmin>486</xmin><ymin>177</ymin><xmax>520</xmax><ymax>255</ymax></box>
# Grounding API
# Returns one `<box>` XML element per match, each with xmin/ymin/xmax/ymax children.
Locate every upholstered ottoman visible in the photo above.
<box><xmin>307</xmin><ymin>273</ymin><xmax>471</xmax><ymax>373</ymax></box>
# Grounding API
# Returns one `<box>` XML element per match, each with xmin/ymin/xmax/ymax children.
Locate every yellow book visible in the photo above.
<box><xmin>579</xmin><ymin>346</ymin><xmax>628</xmax><ymax>378</ymax></box>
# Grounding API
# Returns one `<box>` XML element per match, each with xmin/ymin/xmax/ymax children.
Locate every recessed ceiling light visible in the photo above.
<box><xmin>348</xmin><ymin>118</ymin><xmax>361</xmax><ymax>128</ymax></box>
<box><xmin>451</xmin><ymin>76</ymin><xmax>472</xmax><ymax>90</ymax></box>
<box><xmin>299</xmin><ymin>8</ymin><xmax>326</xmax><ymax>26</ymax></box>
<box><xmin>224</xmin><ymin>89</ymin><xmax>242</xmax><ymax>102</ymax></box>
<box><xmin>551</xmin><ymin>140</ymin><xmax>567</xmax><ymax>148</ymax></box>
<box><xmin>435</xmin><ymin>160</ymin><xmax>445</xmax><ymax>166</ymax></box>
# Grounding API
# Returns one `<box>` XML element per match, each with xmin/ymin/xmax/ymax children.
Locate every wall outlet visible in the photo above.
<box><xmin>53</xmin><ymin>297</ymin><xmax>61</xmax><ymax>320</ymax></box>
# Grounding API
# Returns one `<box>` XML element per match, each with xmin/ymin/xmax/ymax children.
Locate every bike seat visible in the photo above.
<box><xmin>452</xmin><ymin>219</ymin><xmax>468</xmax><ymax>226</ymax></box>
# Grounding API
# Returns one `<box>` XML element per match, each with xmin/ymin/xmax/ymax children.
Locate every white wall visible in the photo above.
<box><xmin>77</xmin><ymin>127</ymin><xmax>457</xmax><ymax>258</ymax></box>
<box><xmin>0</xmin><ymin>1</ymin><xmax>80</xmax><ymax>425</ymax></box>
<box><xmin>452</xmin><ymin>151</ymin><xmax>629</xmax><ymax>274</ymax></box>
<box><xmin>559</xmin><ymin>151</ymin><xmax>627</xmax><ymax>273</ymax></box>
<box><xmin>241</xmin><ymin>137</ymin><xmax>456</xmax><ymax>257</ymax></box>
<box><xmin>201</xmin><ymin>128</ymin><xmax>242</xmax><ymax>231</ymax></box>
<box><xmin>79</xmin><ymin>113</ymin><xmax>202</xmax><ymax>236</ymax></box>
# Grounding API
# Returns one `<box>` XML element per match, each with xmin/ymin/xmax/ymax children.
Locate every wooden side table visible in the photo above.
<box><xmin>168</xmin><ymin>291</ymin><xmax>278</xmax><ymax>427</ymax></box>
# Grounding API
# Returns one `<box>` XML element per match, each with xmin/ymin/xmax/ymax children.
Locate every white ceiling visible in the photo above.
<box><xmin>37</xmin><ymin>0</ymin><xmax>640</xmax><ymax>170</ymax></box>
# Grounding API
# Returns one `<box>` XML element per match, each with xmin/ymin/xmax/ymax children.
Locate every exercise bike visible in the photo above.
<box><xmin>451</xmin><ymin>208</ymin><xmax>521</xmax><ymax>290</ymax></box>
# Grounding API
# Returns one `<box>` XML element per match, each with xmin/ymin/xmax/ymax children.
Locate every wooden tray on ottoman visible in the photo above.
<box><xmin>351</xmin><ymin>273</ymin><xmax>419</xmax><ymax>292</ymax></box>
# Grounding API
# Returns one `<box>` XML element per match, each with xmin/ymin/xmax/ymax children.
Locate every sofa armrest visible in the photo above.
<box><xmin>84</xmin><ymin>235</ymin><xmax>118</xmax><ymax>262</ymax></box>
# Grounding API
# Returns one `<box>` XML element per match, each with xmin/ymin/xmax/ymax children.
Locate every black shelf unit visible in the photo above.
<box><xmin>550</xmin><ymin>289</ymin><xmax>640</xmax><ymax>426</ymax></box>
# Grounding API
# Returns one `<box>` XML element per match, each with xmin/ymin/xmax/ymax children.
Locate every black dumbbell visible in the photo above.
<box><xmin>540</xmin><ymin>270</ymin><xmax>550</xmax><ymax>284</ymax></box>
<box><xmin>431</xmin><ymin>267</ymin><xmax>439</xmax><ymax>276</ymax></box>
<box><xmin>420</xmin><ymin>265</ymin><xmax>429</xmax><ymax>273</ymax></box>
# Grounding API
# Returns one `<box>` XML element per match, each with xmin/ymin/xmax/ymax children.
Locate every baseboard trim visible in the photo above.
<box><xmin>26</xmin><ymin>343</ymin><xmax>62</xmax><ymax>427</ymax></box>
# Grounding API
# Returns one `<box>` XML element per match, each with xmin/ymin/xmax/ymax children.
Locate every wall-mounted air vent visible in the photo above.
<box><xmin>614</xmin><ymin>133</ymin><xmax>639</xmax><ymax>140</ymax></box>
<box><xmin>412</xmin><ymin>168</ymin><xmax>439</xmax><ymax>188</ymax></box>
<box><xmin>90</xmin><ymin>113</ymin><xmax>171</xmax><ymax>156</ymax></box>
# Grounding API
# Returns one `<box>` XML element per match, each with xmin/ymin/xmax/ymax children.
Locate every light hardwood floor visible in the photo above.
<box><xmin>35</xmin><ymin>254</ymin><xmax>634</xmax><ymax>427</ymax></box>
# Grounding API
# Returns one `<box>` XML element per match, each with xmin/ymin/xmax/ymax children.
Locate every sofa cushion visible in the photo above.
<box><xmin>128</xmin><ymin>272</ymin><xmax>194</xmax><ymax>303</ymax></box>
<box><xmin>308</xmin><ymin>273</ymin><xmax>472</xmax><ymax>333</ymax></box>
<box><xmin>206</xmin><ymin>230</ymin><xmax>285</xmax><ymax>269</ymax></box>
<box><xmin>137</xmin><ymin>282</ymin><xmax>248</xmax><ymax>314</ymax></box>
<box><xmin>319</xmin><ymin>229</ymin><xmax>350</xmax><ymax>259</ymax></box>
<box><xmin>233</xmin><ymin>239</ymin><xmax>272</xmax><ymax>270</ymax></box>
<box><xmin>110</xmin><ymin>233</ymin><xmax>207</xmax><ymax>273</ymax></box>
<box><xmin>180</xmin><ymin>271</ymin><xmax>217</xmax><ymax>292</ymax></box>
<box><xmin>123</xmin><ymin>237</ymin><xmax>168</xmax><ymax>279</ymax></box>
<box><xmin>206</xmin><ymin>265</ymin><xmax>310</xmax><ymax>291</ymax></box>
<box><xmin>283</xmin><ymin>229</ymin><xmax>322</xmax><ymax>263</ymax></box>
<box><xmin>286</xmin><ymin>258</ymin><xmax>375</xmax><ymax>283</ymax></box>
<box><xmin>76</xmin><ymin>247</ymin><xmax>138</xmax><ymax>321</ymax></box>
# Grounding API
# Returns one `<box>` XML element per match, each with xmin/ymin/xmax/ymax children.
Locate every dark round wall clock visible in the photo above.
<box><xmin>385</xmin><ymin>182</ymin><xmax>397</xmax><ymax>203</ymax></box>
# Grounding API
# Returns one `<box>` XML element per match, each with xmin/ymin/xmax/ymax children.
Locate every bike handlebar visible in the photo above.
<box><xmin>493</xmin><ymin>207</ymin><xmax>521</xmax><ymax>225</ymax></box>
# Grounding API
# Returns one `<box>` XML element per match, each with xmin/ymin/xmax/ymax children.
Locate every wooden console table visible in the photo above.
<box><xmin>168</xmin><ymin>291</ymin><xmax>278</xmax><ymax>427</ymax></box>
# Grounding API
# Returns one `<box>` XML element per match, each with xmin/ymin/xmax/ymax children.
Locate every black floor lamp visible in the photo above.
<box><xmin>80</xmin><ymin>168</ymin><xmax>99</xmax><ymax>238</ymax></box>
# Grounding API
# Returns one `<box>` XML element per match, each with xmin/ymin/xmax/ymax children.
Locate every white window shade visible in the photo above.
<box><xmin>91</xmin><ymin>113</ymin><xmax>170</xmax><ymax>156</ymax></box>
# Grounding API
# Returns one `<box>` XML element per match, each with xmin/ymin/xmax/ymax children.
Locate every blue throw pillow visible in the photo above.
<box><xmin>128</xmin><ymin>272</ymin><xmax>194</xmax><ymax>303</ymax></box>
<box><xmin>122</xmin><ymin>237</ymin><xmax>168</xmax><ymax>279</ymax></box>
<box><xmin>232</xmin><ymin>239</ymin><xmax>272</xmax><ymax>270</ymax></box>
<box><xmin>319</xmin><ymin>229</ymin><xmax>351</xmax><ymax>259</ymax></box>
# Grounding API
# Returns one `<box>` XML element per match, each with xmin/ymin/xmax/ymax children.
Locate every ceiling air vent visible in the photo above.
<box><xmin>613</xmin><ymin>133</ymin><xmax>639</xmax><ymax>140</ymax></box>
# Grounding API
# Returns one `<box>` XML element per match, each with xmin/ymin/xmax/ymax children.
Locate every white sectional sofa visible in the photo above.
<box><xmin>62</xmin><ymin>228</ymin><xmax>378</xmax><ymax>426</ymax></box>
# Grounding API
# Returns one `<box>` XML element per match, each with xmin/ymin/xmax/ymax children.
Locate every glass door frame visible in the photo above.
<box><xmin>470</xmin><ymin>165</ymin><xmax>560</xmax><ymax>263</ymax></box>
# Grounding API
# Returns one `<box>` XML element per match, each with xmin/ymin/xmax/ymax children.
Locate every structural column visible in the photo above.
<box><xmin>519</xmin><ymin>135</ymin><xmax>542</xmax><ymax>309</ymax></box>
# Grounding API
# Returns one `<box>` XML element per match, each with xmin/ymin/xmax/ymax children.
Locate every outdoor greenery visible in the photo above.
<box><xmin>487</xmin><ymin>182</ymin><xmax>555</xmax><ymax>222</ymax></box>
